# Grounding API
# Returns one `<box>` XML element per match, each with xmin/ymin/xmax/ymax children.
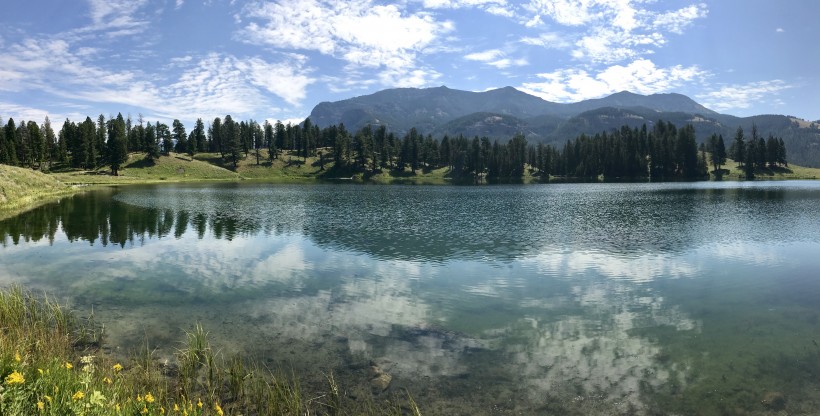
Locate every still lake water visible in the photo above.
<box><xmin>2</xmin><ymin>181</ymin><xmax>820</xmax><ymax>414</ymax></box>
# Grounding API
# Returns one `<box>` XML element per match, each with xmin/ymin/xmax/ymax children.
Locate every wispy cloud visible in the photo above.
<box><xmin>423</xmin><ymin>0</ymin><xmax>513</xmax><ymax>17</ymax></box>
<box><xmin>84</xmin><ymin>0</ymin><xmax>150</xmax><ymax>34</ymax></box>
<box><xmin>522</xmin><ymin>0</ymin><xmax>708</xmax><ymax>63</ymax></box>
<box><xmin>520</xmin><ymin>58</ymin><xmax>705</xmax><ymax>102</ymax></box>
<box><xmin>0</xmin><ymin>101</ymin><xmax>84</xmax><ymax>125</ymax></box>
<box><xmin>652</xmin><ymin>4</ymin><xmax>708</xmax><ymax>34</ymax></box>
<box><xmin>0</xmin><ymin>28</ymin><xmax>314</xmax><ymax>123</ymax></box>
<box><xmin>464</xmin><ymin>49</ymin><xmax>527</xmax><ymax>69</ymax></box>
<box><xmin>238</xmin><ymin>0</ymin><xmax>452</xmax><ymax>88</ymax></box>
<box><xmin>697</xmin><ymin>80</ymin><xmax>791</xmax><ymax>112</ymax></box>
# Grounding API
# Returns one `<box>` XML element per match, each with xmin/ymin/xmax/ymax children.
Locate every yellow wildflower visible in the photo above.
<box><xmin>145</xmin><ymin>392</ymin><xmax>155</xmax><ymax>403</ymax></box>
<box><xmin>5</xmin><ymin>370</ymin><xmax>25</xmax><ymax>385</ymax></box>
<box><xmin>174</xmin><ymin>403</ymin><xmax>180</xmax><ymax>411</ymax></box>
<box><xmin>72</xmin><ymin>391</ymin><xmax>85</xmax><ymax>401</ymax></box>
<box><xmin>103</xmin><ymin>376</ymin><xmax>112</xmax><ymax>384</ymax></box>
<box><xmin>113</xmin><ymin>363</ymin><xmax>123</xmax><ymax>372</ymax></box>
<box><xmin>64</xmin><ymin>362</ymin><xmax>73</xmax><ymax>369</ymax></box>
<box><xmin>137</xmin><ymin>394</ymin><xmax>143</xmax><ymax>402</ymax></box>
<box><xmin>141</xmin><ymin>405</ymin><xmax>149</xmax><ymax>414</ymax></box>
<box><xmin>197</xmin><ymin>398</ymin><xmax>203</xmax><ymax>408</ymax></box>
<box><xmin>214</xmin><ymin>402</ymin><xmax>224</xmax><ymax>416</ymax></box>
<box><xmin>160</xmin><ymin>406</ymin><xmax>165</xmax><ymax>414</ymax></box>
<box><xmin>115</xmin><ymin>403</ymin><xmax>121</xmax><ymax>411</ymax></box>
<box><xmin>14</xmin><ymin>352</ymin><xmax>22</xmax><ymax>362</ymax></box>
<box><xmin>45</xmin><ymin>395</ymin><xmax>52</xmax><ymax>403</ymax></box>
<box><xmin>38</xmin><ymin>368</ymin><xmax>44</xmax><ymax>375</ymax></box>
<box><xmin>37</xmin><ymin>401</ymin><xmax>45</xmax><ymax>411</ymax></box>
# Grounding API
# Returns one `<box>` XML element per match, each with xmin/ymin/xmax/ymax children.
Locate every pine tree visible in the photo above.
<box><xmin>96</xmin><ymin>115</ymin><xmax>107</xmax><ymax>163</ymax></box>
<box><xmin>4</xmin><ymin>119</ymin><xmax>19</xmax><ymax>166</ymax></box>
<box><xmin>107</xmin><ymin>113</ymin><xmax>128</xmax><ymax>176</ymax></box>
<box><xmin>210</xmin><ymin>117</ymin><xmax>223</xmax><ymax>156</ymax></box>
<box><xmin>145</xmin><ymin>123</ymin><xmax>160</xmax><ymax>160</ymax></box>
<box><xmin>172</xmin><ymin>119</ymin><xmax>187</xmax><ymax>153</ymax></box>
<box><xmin>194</xmin><ymin>118</ymin><xmax>206</xmax><ymax>153</ymax></box>
<box><xmin>264</xmin><ymin>121</ymin><xmax>275</xmax><ymax>161</ymax></box>
<box><xmin>27</xmin><ymin>121</ymin><xmax>44</xmax><ymax>169</ymax></box>
<box><xmin>43</xmin><ymin>116</ymin><xmax>56</xmax><ymax>171</ymax></box>
<box><xmin>223</xmin><ymin>115</ymin><xmax>242</xmax><ymax>169</ymax></box>
<box><xmin>730</xmin><ymin>126</ymin><xmax>745</xmax><ymax>167</ymax></box>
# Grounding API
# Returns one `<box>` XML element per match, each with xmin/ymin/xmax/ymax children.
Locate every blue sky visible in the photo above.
<box><xmin>0</xmin><ymin>0</ymin><xmax>817</xmax><ymax>127</ymax></box>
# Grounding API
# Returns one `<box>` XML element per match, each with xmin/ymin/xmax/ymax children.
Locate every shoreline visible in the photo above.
<box><xmin>3</xmin><ymin>150</ymin><xmax>819</xmax><ymax>219</ymax></box>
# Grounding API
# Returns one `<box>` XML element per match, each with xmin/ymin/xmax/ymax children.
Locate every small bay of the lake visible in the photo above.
<box><xmin>2</xmin><ymin>181</ymin><xmax>820</xmax><ymax>415</ymax></box>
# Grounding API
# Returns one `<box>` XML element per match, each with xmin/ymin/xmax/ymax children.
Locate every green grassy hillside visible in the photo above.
<box><xmin>52</xmin><ymin>152</ymin><xmax>240</xmax><ymax>185</ymax></box>
<box><xmin>0</xmin><ymin>164</ymin><xmax>74</xmax><ymax>214</ymax></box>
<box><xmin>712</xmin><ymin>158</ymin><xmax>820</xmax><ymax>180</ymax></box>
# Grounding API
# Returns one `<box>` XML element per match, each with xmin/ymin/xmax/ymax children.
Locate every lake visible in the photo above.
<box><xmin>2</xmin><ymin>181</ymin><xmax>820</xmax><ymax>415</ymax></box>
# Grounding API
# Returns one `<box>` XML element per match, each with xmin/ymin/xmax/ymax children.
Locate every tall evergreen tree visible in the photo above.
<box><xmin>107</xmin><ymin>113</ymin><xmax>128</xmax><ymax>176</ymax></box>
<box><xmin>27</xmin><ymin>121</ymin><xmax>44</xmax><ymax>169</ymax></box>
<box><xmin>730</xmin><ymin>126</ymin><xmax>745</xmax><ymax>167</ymax></box>
<box><xmin>210</xmin><ymin>117</ymin><xmax>223</xmax><ymax>156</ymax></box>
<box><xmin>264</xmin><ymin>121</ymin><xmax>275</xmax><ymax>161</ymax></box>
<box><xmin>145</xmin><ymin>123</ymin><xmax>160</xmax><ymax>160</ymax></box>
<box><xmin>222</xmin><ymin>115</ymin><xmax>242</xmax><ymax>169</ymax></box>
<box><xmin>43</xmin><ymin>116</ymin><xmax>56</xmax><ymax>170</ymax></box>
<box><xmin>16</xmin><ymin>121</ymin><xmax>30</xmax><ymax>168</ymax></box>
<box><xmin>158</xmin><ymin>122</ymin><xmax>172</xmax><ymax>155</ymax></box>
<box><xmin>172</xmin><ymin>119</ymin><xmax>187</xmax><ymax>153</ymax></box>
<box><xmin>4</xmin><ymin>118</ymin><xmax>19</xmax><ymax>165</ymax></box>
<box><xmin>81</xmin><ymin>117</ymin><xmax>97</xmax><ymax>169</ymax></box>
<box><xmin>194</xmin><ymin>118</ymin><xmax>206</xmax><ymax>153</ymax></box>
<box><xmin>96</xmin><ymin>115</ymin><xmax>107</xmax><ymax>163</ymax></box>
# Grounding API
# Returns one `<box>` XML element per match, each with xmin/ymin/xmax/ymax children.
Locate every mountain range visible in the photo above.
<box><xmin>308</xmin><ymin>86</ymin><xmax>820</xmax><ymax>167</ymax></box>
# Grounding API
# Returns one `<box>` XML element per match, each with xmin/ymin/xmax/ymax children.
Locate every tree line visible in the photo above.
<box><xmin>0</xmin><ymin>113</ymin><xmax>786</xmax><ymax>180</ymax></box>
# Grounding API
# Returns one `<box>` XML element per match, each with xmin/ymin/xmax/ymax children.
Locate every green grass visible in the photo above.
<box><xmin>52</xmin><ymin>153</ymin><xmax>240</xmax><ymax>185</ymax></box>
<box><xmin>710</xmin><ymin>158</ymin><xmax>820</xmax><ymax>180</ymax></box>
<box><xmin>0</xmin><ymin>286</ymin><xmax>421</xmax><ymax>416</ymax></box>
<box><xmin>0</xmin><ymin>165</ymin><xmax>77</xmax><ymax>218</ymax></box>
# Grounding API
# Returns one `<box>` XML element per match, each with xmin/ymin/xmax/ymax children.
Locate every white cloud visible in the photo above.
<box><xmin>422</xmin><ymin>0</ymin><xmax>514</xmax><ymax>16</ymax></box>
<box><xmin>697</xmin><ymin>80</ymin><xmax>791</xmax><ymax>112</ymax></box>
<box><xmin>0</xmin><ymin>31</ymin><xmax>314</xmax><ymax>123</ymax></box>
<box><xmin>235</xmin><ymin>55</ymin><xmax>315</xmax><ymax>106</ymax></box>
<box><xmin>522</xmin><ymin>0</ymin><xmax>708</xmax><ymax>63</ymax></box>
<box><xmin>652</xmin><ymin>4</ymin><xmax>708</xmax><ymax>34</ymax></box>
<box><xmin>464</xmin><ymin>49</ymin><xmax>527</xmax><ymax>69</ymax></box>
<box><xmin>520</xmin><ymin>32</ymin><xmax>570</xmax><ymax>48</ymax></box>
<box><xmin>520</xmin><ymin>58</ymin><xmax>705</xmax><ymax>102</ymax></box>
<box><xmin>85</xmin><ymin>0</ymin><xmax>150</xmax><ymax>33</ymax></box>
<box><xmin>0</xmin><ymin>102</ymin><xmax>84</xmax><ymax>125</ymax></box>
<box><xmin>776</xmin><ymin>28</ymin><xmax>784</xmax><ymax>33</ymax></box>
<box><xmin>175</xmin><ymin>0</ymin><xmax>184</xmax><ymax>9</ymax></box>
<box><xmin>238</xmin><ymin>0</ymin><xmax>452</xmax><ymax>89</ymax></box>
<box><xmin>464</xmin><ymin>49</ymin><xmax>504</xmax><ymax>62</ymax></box>
<box><xmin>378</xmin><ymin>67</ymin><xmax>442</xmax><ymax>88</ymax></box>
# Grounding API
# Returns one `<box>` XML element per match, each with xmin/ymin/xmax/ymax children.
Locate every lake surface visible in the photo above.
<box><xmin>2</xmin><ymin>181</ymin><xmax>820</xmax><ymax>415</ymax></box>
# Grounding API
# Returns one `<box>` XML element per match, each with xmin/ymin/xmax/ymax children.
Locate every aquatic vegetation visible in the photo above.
<box><xmin>0</xmin><ymin>285</ymin><xmax>422</xmax><ymax>415</ymax></box>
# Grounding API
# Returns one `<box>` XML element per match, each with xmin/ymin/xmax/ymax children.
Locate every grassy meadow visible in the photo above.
<box><xmin>711</xmin><ymin>158</ymin><xmax>820</xmax><ymax>180</ymax></box>
<box><xmin>0</xmin><ymin>165</ymin><xmax>78</xmax><ymax>219</ymax></box>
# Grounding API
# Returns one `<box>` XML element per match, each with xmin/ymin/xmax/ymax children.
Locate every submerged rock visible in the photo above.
<box><xmin>761</xmin><ymin>391</ymin><xmax>786</xmax><ymax>410</ymax></box>
<box><xmin>371</xmin><ymin>373</ymin><xmax>392</xmax><ymax>392</ymax></box>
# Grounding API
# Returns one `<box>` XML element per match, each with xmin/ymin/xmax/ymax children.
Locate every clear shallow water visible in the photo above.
<box><xmin>2</xmin><ymin>182</ymin><xmax>820</xmax><ymax>415</ymax></box>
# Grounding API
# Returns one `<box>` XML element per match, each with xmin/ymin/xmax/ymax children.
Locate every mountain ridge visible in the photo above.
<box><xmin>308</xmin><ymin>86</ymin><xmax>820</xmax><ymax>167</ymax></box>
